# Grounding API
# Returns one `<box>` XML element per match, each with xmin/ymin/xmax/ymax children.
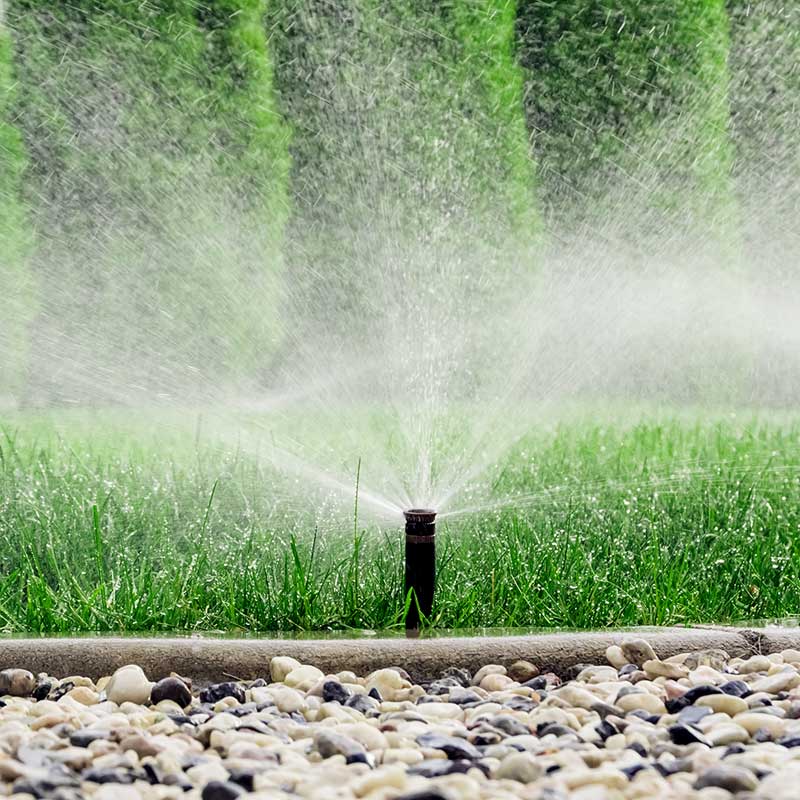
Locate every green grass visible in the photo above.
<box><xmin>1</xmin><ymin>408</ymin><xmax>799</xmax><ymax>633</ymax></box>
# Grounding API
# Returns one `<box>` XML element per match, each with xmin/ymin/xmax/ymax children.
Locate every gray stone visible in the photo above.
<box><xmin>314</xmin><ymin>730</ymin><xmax>369</xmax><ymax>764</ymax></box>
<box><xmin>694</xmin><ymin>765</ymin><xmax>759</xmax><ymax>792</ymax></box>
<box><xmin>621</xmin><ymin>638</ymin><xmax>657</xmax><ymax>666</ymax></box>
<box><xmin>201</xmin><ymin>781</ymin><xmax>247</xmax><ymax>800</ymax></box>
<box><xmin>416</xmin><ymin>733</ymin><xmax>481</xmax><ymax>760</ymax></box>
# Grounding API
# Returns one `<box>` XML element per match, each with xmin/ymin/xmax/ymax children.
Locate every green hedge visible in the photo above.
<box><xmin>7</xmin><ymin>0</ymin><xmax>289</xmax><ymax>402</ymax></box>
<box><xmin>269</xmin><ymin>0</ymin><xmax>539</xmax><ymax>339</ymax></box>
<box><xmin>727</xmin><ymin>1</ymin><xmax>800</xmax><ymax>269</ymax></box>
<box><xmin>0</xmin><ymin>16</ymin><xmax>35</xmax><ymax>401</ymax></box>
<box><xmin>517</xmin><ymin>0</ymin><xmax>737</xmax><ymax>246</ymax></box>
<box><xmin>5</xmin><ymin>0</ymin><xmax>783</xmax><ymax>400</ymax></box>
<box><xmin>194</xmin><ymin>0</ymin><xmax>291</xmax><ymax>376</ymax></box>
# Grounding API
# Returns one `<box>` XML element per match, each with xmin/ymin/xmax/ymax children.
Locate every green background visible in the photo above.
<box><xmin>0</xmin><ymin>0</ymin><xmax>791</xmax><ymax>398</ymax></box>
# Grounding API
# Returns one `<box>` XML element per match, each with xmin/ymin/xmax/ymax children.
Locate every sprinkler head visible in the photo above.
<box><xmin>404</xmin><ymin>508</ymin><xmax>436</xmax><ymax>629</ymax></box>
<box><xmin>404</xmin><ymin>508</ymin><xmax>437</xmax><ymax>528</ymax></box>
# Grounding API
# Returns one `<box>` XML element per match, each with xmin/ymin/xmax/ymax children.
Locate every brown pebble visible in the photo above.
<box><xmin>0</xmin><ymin>668</ymin><xmax>36</xmax><ymax>697</ymax></box>
<box><xmin>119</xmin><ymin>733</ymin><xmax>161</xmax><ymax>758</ymax></box>
<box><xmin>508</xmin><ymin>660</ymin><xmax>539</xmax><ymax>682</ymax></box>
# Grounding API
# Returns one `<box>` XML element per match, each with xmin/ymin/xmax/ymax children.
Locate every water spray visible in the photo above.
<box><xmin>403</xmin><ymin>508</ymin><xmax>436</xmax><ymax>629</ymax></box>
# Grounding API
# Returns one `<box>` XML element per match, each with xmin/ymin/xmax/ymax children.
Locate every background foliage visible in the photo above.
<box><xmin>0</xmin><ymin>0</ymin><xmax>792</xmax><ymax>400</ymax></box>
<box><xmin>5</xmin><ymin>0</ymin><xmax>288</xmax><ymax>402</ymax></box>
<box><xmin>0</xmin><ymin>16</ymin><xmax>35</xmax><ymax>402</ymax></box>
<box><xmin>516</xmin><ymin>0</ymin><xmax>736</xmax><ymax>251</ymax></box>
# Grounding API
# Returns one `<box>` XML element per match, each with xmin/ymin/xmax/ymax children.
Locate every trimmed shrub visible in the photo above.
<box><xmin>727</xmin><ymin>0</ymin><xmax>800</xmax><ymax>275</ymax></box>
<box><xmin>0</xmin><ymin>14</ymin><xmax>36</xmax><ymax>402</ymax></box>
<box><xmin>269</xmin><ymin>0</ymin><xmax>539</xmax><ymax>341</ymax></box>
<box><xmin>7</xmin><ymin>0</ymin><xmax>289</xmax><ymax>403</ymax></box>
<box><xmin>517</xmin><ymin>0</ymin><xmax>737</xmax><ymax>249</ymax></box>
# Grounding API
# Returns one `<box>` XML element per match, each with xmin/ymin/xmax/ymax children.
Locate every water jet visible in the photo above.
<box><xmin>404</xmin><ymin>508</ymin><xmax>436</xmax><ymax>629</ymax></box>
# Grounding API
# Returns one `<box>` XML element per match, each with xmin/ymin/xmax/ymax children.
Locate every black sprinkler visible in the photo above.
<box><xmin>404</xmin><ymin>508</ymin><xmax>436</xmax><ymax>629</ymax></box>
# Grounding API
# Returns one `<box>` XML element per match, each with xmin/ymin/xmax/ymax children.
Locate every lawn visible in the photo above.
<box><xmin>1</xmin><ymin>407</ymin><xmax>799</xmax><ymax>633</ymax></box>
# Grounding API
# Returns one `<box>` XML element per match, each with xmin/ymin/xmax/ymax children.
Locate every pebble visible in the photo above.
<box><xmin>617</xmin><ymin>692</ymin><xmax>667</xmax><ymax>715</ymax></box>
<box><xmin>270</xmin><ymin>656</ymin><xmax>301</xmax><ymax>682</ymax></box>
<box><xmin>695</xmin><ymin>694</ymin><xmax>749</xmax><ymax>716</ymax></box>
<box><xmin>480</xmin><ymin>674</ymin><xmax>514</xmax><ymax>692</ymax></box>
<box><xmin>417</xmin><ymin>733</ymin><xmax>480</xmax><ymax>760</ymax></box>
<box><xmin>322</xmin><ymin>679</ymin><xmax>351</xmax><ymax>704</ymax></box>
<box><xmin>199</xmin><ymin>682</ymin><xmax>246</xmax><ymax>705</ymax></box>
<box><xmin>201</xmin><ymin>780</ymin><xmax>246</xmax><ymax>800</ymax></box>
<box><xmin>495</xmin><ymin>751</ymin><xmax>544</xmax><ymax>782</ymax></box>
<box><xmin>0</xmin><ymin>669</ymin><xmax>36</xmax><ymax>697</ymax></box>
<box><xmin>68</xmin><ymin>685</ymin><xmax>100</xmax><ymax>705</ymax></box>
<box><xmin>285</xmin><ymin>664</ymin><xmax>325</xmax><ymax>688</ymax></box>
<box><xmin>473</xmin><ymin>664</ymin><xmax>506</xmax><ymax>685</ymax></box>
<box><xmin>707</xmin><ymin>723</ymin><xmax>750</xmax><ymax>745</ymax></box>
<box><xmin>315</xmin><ymin>730</ymin><xmax>369</xmax><ymax>764</ymax></box>
<box><xmin>104</xmin><ymin>664</ymin><xmax>153</xmax><ymax>705</ymax></box>
<box><xmin>694</xmin><ymin>765</ymin><xmax>760</xmax><ymax>792</ymax></box>
<box><xmin>621</xmin><ymin>638</ymin><xmax>657</xmax><ymax>666</ymax></box>
<box><xmin>669</xmin><ymin>723</ymin><xmax>712</xmax><ymax>746</ymax></box>
<box><xmin>3</xmin><ymin>641</ymin><xmax>800</xmax><ymax>799</ymax></box>
<box><xmin>734</xmin><ymin>712</ymin><xmax>787</xmax><ymax>737</ymax></box>
<box><xmin>272</xmin><ymin>686</ymin><xmax>306</xmax><ymax>713</ymax></box>
<box><xmin>684</xmin><ymin>649</ymin><xmax>730</xmax><ymax>671</ymax></box>
<box><xmin>508</xmin><ymin>661</ymin><xmax>539</xmax><ymax>682</ymax></box>
<box><xmin>719</xmin><ymin>679</ymin><xmax>750</xmax><ymax>697</ymax></box>
<box><xmin>605</xmin><ymin>645</ymin><xmax>628</xmax><ymax>670</ymax></box>
<box><xmin>750</xmin><ymin>670</ymin><xmax>800</xmax><ymax>694</ymax></box>
<box><xmin>738</xmin><ymin>655</ymin><xmax>772</xmax><ymax>674</ymax></box>
<box><xmin>150</xmin><ymin>676</ymin><xmax>192</xmax><ymax>707</ymax></box>
<box><xmin>366</xmin><ymin>668</ymin><xmax>410</xmax><ymax>701</ymax></box>
<box><xmin>644</xmin><ymin>659</ymin><xmax>689</xmax><ymax>679</ymax></box>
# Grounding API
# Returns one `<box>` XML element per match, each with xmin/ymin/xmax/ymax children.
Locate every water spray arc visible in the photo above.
<box><xmin>403</xmin><ymin>509</ymin><xmax>436</xmax><ymax>629</ymax></box>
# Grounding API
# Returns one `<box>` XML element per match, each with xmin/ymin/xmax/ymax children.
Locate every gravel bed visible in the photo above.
<box><xmin>2</xmin><ymin>637</ymin><xmax>800</xmax><ymax>799</ymax></box>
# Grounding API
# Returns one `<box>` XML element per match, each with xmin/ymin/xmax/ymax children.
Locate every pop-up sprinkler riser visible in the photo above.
<box><xmin>404</xmin><ymin>508</ymin><xmax>436</xmax><ymax>629</ymax></box>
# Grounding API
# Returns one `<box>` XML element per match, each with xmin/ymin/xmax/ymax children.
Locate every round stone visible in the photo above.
<box><xmin>508</xmin><ymin>660</ymin><xmax>539</xmax><ymax>682</ymax></box>
<box><xmin>734</xmin><ymin>712</ymin><xmax>787</xmax><ymax>737</ymax></box>
<box><xmin>480</xmin><ymin>673</ymin><xmax>514</xmax><ymax>692</ymax></box>
<box><xmin>750</xmin><ymin>670</ymin><xmax>800</xmax><ymax>694</ymax></box>
<box><xmin>605</xmin><ymin>645</ymin><xmax>627</xmax><ymax>669</ymax></box>
<box><xmin>495</xmin><ymin>752</ymin><xmax>544</xmax><ymax>783</ymax></box>
<box><xmin>365</xmin><ymin>668</ymin><xmax>409</xmax><ymax>701</ymax></box>
<box><xmin>67</xmin><ymin>686</ymin><xmax>100</xmax><ymax>705</ymax></box>
<box><xmin>695</xmin><ymin>693</ymin><xmax>749</xmax><ymax>716</ymax></box>
<box><xmin>707</xmin><ymin>723</ymin><xmax>750</xmax><ymax>745</ymax></box>
<box><xmin>620</xmin><ymin>638</ymin><xmax>657</xmax><ymax>666</ymax></box>
<box><xmin>694</xmin><ymin>765</ymin><xmax>759</xmax><ymax>792</ymax></box>
<box><xmin>555</xmin><ymin>685</ymin><xmax>601</xmax><ymax>710</ymax></box>
<box><xmin>472</xmin><ymin>664</ymin><xmax>506</xmax><ymax>685</ymax></box>
<box><xmin>616</xmin><ymin>692</ymin><xmax>666</xmax><ymax>715</ymax></box>
<box><xmin>201</xmin><ymin>781</ymin><xmax>246</xmax><ymax>800</ymax></box>
<box><xmin>150</xmin><ymin>676</ymin><xmax>192</xmax><ymax>707</ymax></box>
<box><xmin>284</xmin><ymin>664</ymin><xmax>324</xmax><ymax>688</ymax></box>
<box><xmin>105</xmin><ymin>664</ymin><xmax>153</xmax><ymax>705</ymax></box>
<box><xmin>0</xmin><ymin>668</ymin><xmax>36</xmax><ymax>697</ymax></box>
<box><xmin>270</xmin><ymin>656</ymin><xmax>301</xmax><ymax>683</ymax></box>
<box><xmin>737</xmin><ymin>655</ymin><xmax>772</xmax><ymax>674</ymax></box>
<box><xmin>643</xmin><ymin>659</ymin><xmax>689</xmax><ymax>680</ymax></box>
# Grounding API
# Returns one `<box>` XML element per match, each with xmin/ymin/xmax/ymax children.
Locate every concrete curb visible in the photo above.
<box><xmin>3</xmin><ymin>626</ymin><xmax>800</xmax><ymax>683</ymax></box>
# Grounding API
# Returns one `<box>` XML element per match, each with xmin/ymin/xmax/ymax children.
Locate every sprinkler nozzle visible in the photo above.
<box><xmin>404</xmin><ymin>508</ymin><xmax>436</xmax><ymax>629</ymax></box>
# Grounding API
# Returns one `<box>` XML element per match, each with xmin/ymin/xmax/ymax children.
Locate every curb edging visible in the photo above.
<box><xmin>4</xmin><ymin>626</ymin><xmax>800</xmax><ymax>682</ymax></box>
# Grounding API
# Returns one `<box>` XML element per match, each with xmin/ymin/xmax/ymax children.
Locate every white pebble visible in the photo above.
<box><xmin>270</xmin><ymin>656</ymin><xmax>301</xmax><ymax>683</ymax></box>
<box><xmin>105</xmin><ymin>665</ymin><xmax>153</xmax><ymax>705</ymax></box>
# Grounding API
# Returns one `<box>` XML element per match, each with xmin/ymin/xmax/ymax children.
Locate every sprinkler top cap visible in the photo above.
<box><xmin>404</xmin><ymin>508</ymin><xmax>436</xmax><ymax>524</ymax></box>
